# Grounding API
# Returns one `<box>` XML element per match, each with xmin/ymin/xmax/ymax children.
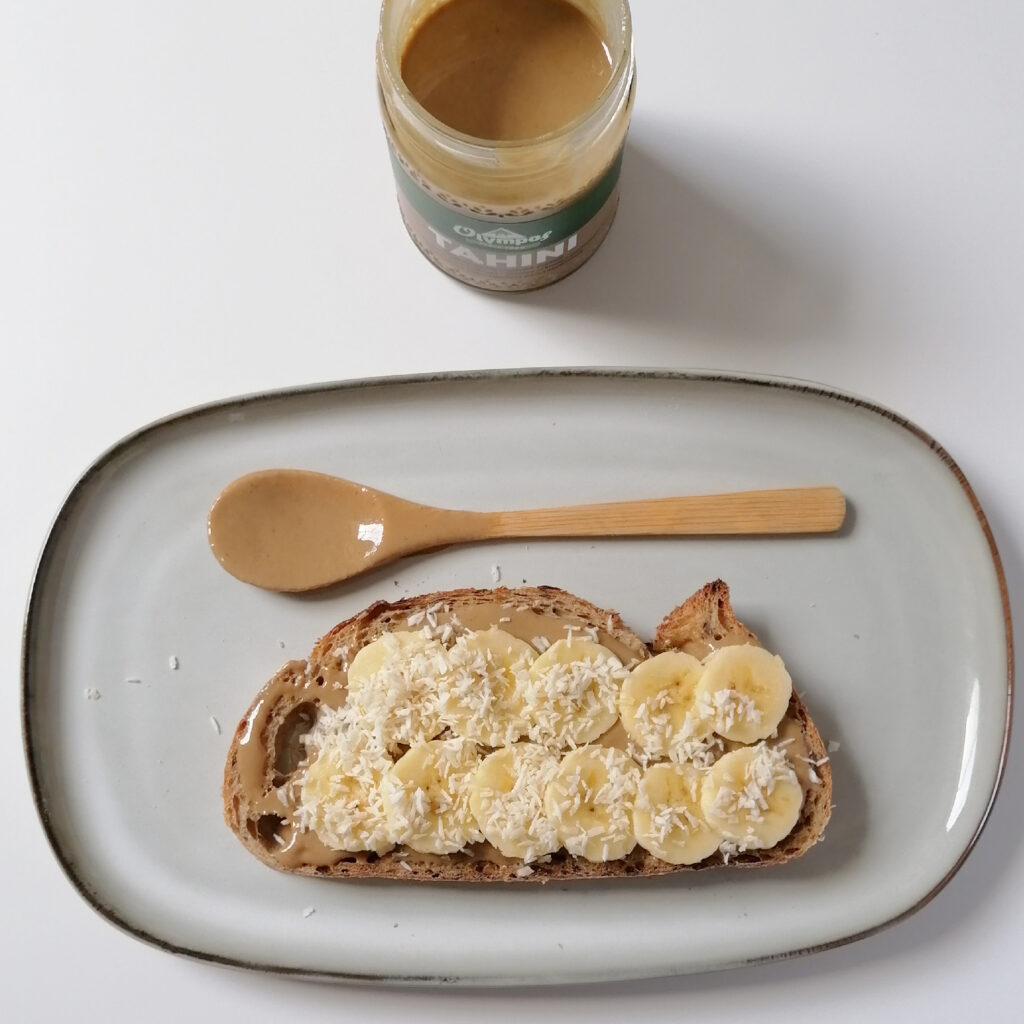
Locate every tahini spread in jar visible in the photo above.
<box><xmin>401</xmin><ymin>0</ymin><xmax>612</xmax><ymax>140</ymax></box>
<box><xmin>377</xmin><ymin>0</ymin><xmax>635</xmax><ymax>290</ymax></box>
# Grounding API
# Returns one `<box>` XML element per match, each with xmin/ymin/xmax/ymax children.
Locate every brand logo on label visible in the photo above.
<box><xmin>453</xmin><ymin>224</ymin><xmax>554</xmax><ymax>248</ymax></box>
<box><xmin>425</xmin><ymin>225</ymin><xmax>579</xmax><ymax>269</ymax></box>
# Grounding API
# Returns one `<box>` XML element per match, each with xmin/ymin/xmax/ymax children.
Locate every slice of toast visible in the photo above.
<box><xmin>223</xmin><ymin>582</ymin><xmax>832</xmax><ymax>881</ymax></box>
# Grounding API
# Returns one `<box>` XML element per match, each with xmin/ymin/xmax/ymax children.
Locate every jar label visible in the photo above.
<box><xmin>388</xmin><ymin>148</ymin><xmax>623</xmax><ymax>288</ymax></box>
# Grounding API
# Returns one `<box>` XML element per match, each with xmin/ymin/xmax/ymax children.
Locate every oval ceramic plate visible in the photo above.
<box><xmin>22</xmin><ymin>369</ymin><xmax>1012</xmax><ymax>984</ymax></box>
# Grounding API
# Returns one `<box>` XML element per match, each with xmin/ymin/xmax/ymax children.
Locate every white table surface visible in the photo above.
<box><xmin>3</xmin><ymin>0</ymin><xmax>1021</xmax><ymax>1018</ymax></box>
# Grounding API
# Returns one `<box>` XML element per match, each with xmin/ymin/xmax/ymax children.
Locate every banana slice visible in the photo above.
<box><xmin>439</xmin><ymin>629</ymin><xmax>535</xmax><ymax>746</ymax></box>
<box><xmin>692</xmin><ymin>644</ymin><xmax>792</xmax><ymax>743</ymax></box>
<box><xmin>468</xmin><ymin>743</ymin><xmax>560</xmax><ymax>862</ymax></box>
<box><xmin>700</xmin><ymin>743</ymin><xmax>803</xmax><ymax>850</ymax></box>
<box><xmin>345</xmin><ymin>629</ymin><xmax>448</xmax><ymax>749</ymax></box>
<box><xmin>526</xmin><ymin>637</ymin><xmax>627</xmax><ymax>747</ymax></box>
<box><xmin>618</xmin><ymin>651</ymin><xmax>711</xmax><ymax>758</ymax></box>
<box><xmin>298</xmin><ymin>726</ymin><xmax>395</xmax><ymax>855</ymax></box>
<box><xmin>543</xmin><ymin>745</ymin><xmax>640</xmax><ymax>862</ymax></box>
<box><xmin>383</xmin><ymin>738</ymin><xmax>482</xmax><ymax>854</ymax></box>
<box><xmin>633</xmin><ymin>762</ymin><xmax>722</xmax><ymax>865</ymax></box>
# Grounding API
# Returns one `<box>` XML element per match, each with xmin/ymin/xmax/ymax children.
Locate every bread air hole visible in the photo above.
<box><xmin>255</xmin><ymin>814</ymin><xmax>285</xmax><ymax>850</ymax></box>
<box><xmin>273</xmin><ymin>701</ymin><xmax>318</xmax><ymax>782</ymax></box>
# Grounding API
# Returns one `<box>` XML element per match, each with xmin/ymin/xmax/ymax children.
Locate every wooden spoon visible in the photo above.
<box><xmin>207</xmin><ymin>469</ymin><xmax>846</xmax><ymax>592</ymax></box>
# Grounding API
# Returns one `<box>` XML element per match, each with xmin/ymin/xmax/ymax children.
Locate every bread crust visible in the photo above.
<box><xmin>223</xmin><ymin>583</ymin><xmax>832</xmax><ymax>882</ymax></box>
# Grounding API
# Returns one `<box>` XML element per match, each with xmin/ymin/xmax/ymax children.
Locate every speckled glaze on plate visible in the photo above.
<box><xmin>22</xmin><ymin>369</ymin><xmax>1012</xmax><ymax>984</ymax></box>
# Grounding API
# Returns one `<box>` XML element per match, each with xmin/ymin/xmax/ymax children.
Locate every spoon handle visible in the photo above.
<box><xmin>485</xmin><ymin>486</ymin><xmax>845</xmax><ymax>538</ymax></box>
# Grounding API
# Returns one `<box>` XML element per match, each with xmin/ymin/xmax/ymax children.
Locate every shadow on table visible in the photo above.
<box><xmin>496</xmin><ymin>130</ymin><xmax>847</xmax><ymax>351</ymax></box>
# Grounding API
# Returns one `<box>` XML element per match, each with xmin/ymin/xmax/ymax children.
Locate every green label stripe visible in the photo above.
<box><xmin>390</xmin><ymin>149</ymin><xmax>622</xmax><ymax>253</ymax></box>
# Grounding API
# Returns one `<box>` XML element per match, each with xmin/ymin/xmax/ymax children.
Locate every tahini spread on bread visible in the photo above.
<box><xmin>224</xmin><ymin>585</ymin><xmax>832</xmax><ymax>880</ymax></box>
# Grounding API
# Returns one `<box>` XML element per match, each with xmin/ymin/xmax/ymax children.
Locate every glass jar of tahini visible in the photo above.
<box><xmin>377</xmin><ymin>0</ymin><xmax>635</xmax><ymax>291</ymax></box>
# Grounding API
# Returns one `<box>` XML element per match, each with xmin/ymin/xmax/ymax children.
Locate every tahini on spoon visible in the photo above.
<box><xmin>207</xmin><ymin>469</ymin><xmax>846</xmax><ymax>592</ymax></box>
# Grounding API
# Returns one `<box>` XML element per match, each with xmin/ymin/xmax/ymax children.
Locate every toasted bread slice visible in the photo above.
<box><xmin>223</xmin><ymin>583</ymin><xmax>832</xmax><ymax>881</ymax></box>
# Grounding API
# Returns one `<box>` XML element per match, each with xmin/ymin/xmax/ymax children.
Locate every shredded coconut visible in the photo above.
<box><xmin>385</xmin><ymin>739</ymin><xmax>482</xmax><ymax>854</ymax></box>
<box><xmin>545</xmin><ymin>747</ymin><xmax>640</xmax><ymax>860</ymax></box>
<box><xmin>525</xmin><ymin>640</ymin><xmax>627</xmax><ymax>748</ymax></box>
<box><xmin>695</xmin><ymin>687</ymin><xmax>762</xmax><ymax>737</ymax></box>
<box><xmin>435</xmin><ymin>630</ymin><xmax>535</xmax><ymax>746</ymax></box>
<box><xmin>345</xmin><ymin>628</ymin><xmax>449</xmax><ymax>750</ymax></box>
<box><xmin>294</xmin><ymin>703</ymin><xmax>396</xmax><ymax>854</ymax></box>
<box><xmin>703</xmin><ymin>743</ymin><xmax>801</xmax><ymax>850</ymax></box>
<box><xmin>473</xmin><ymin>745</ymin><xmax>559</xmax><ymax>862</ymax></box>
